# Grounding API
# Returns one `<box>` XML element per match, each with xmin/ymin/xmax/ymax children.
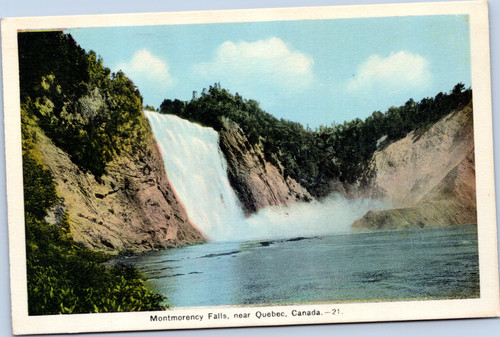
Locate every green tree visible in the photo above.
<box><xmin>159</xmin><ymin>83</ymin><xmax>472</xmax><ymax>195</ymax></box>
<box><xmin>20</xmin><ymin>31</ymin><xmax>168</xmax><ymax>315</ymax></box>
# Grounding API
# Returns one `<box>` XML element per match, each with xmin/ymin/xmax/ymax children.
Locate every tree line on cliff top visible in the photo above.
<box><xmin>18</xmin><ymin>30</ymin><xmax>472</xmax><ymax>314</ymax></box>
<box><xmin>160</xmin><ymin>83</ymin><xmax>472</xmax><ymax>197</ymax></box>
<box><xmin>19</xmin><ymin>31</ymin><xmax>166</xmax><ymax>314</ymax></box>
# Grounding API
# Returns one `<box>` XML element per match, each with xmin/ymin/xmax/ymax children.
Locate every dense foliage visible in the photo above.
<box><xmin>313</xmin><ymin>83</ymin><xmax>472</xmax><ymax>192</ymax></box>
<box><xmin>19</xmin><ymin>31</ymin><xmax>167</xmax><ymax>314</ymax></box>
<box><xmin>160</xmin><ymin>83</ymin><xmax>472</xmax><ymax>196</ymax></box>
<box><xmin>22</xmin><ymin>113</ymin><xmax>167</xmax><ymax>314</ymax></box>
<box><xmin>17</xmin><ymin>30</ymin><xmax>473</xmax><ymax>315</ymax></box>
<box><xmin>19</xmin><ymin>31</ymin><xmax>150</xmax><ymax>178</ymax></box>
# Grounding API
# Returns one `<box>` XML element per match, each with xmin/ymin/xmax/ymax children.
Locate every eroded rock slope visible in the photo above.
<box><xmin>38</xmin><ymin>123</ymin><xmax>205</xmax><ymax>253</ymax></box>
<box><xmin>353</xmin><ymin>103</ymin><xmax>476</xmax><ymax>230</ymax></box>
<box><xmin>219</xmin><ymin>119</ymin><xmax>312</xmax><ymax>215</ymax></box>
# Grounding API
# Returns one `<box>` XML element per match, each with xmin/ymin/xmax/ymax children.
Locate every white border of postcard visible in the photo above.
<box><xmin>2</xmin><ymin>0</ymin><xmax>499</xmax><ymax>335</ymax></box>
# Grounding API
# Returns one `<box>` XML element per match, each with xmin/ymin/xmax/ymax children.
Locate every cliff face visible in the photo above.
<box><xmin>17</xmin><ymin>31</ymin><xmax>206</xmax><ymax>253</ymax></box>
<box><xmin>38</xmin><ymin>123</ymin><xmax>205</xmax><ymax>253</ymax></box>
<box><xmin>353</xmin><ymin>104</ymin><xmax>476</xmax><ymax>230</ymax></box>
<box><xmin>219</xmin><ymin>119</ymin><xmax>312</xmax><ymax>215</ymax></box>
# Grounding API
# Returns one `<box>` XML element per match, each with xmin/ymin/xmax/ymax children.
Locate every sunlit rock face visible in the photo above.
<box><xmin>353</xmin><ymin>103</ymin><xmax>476</xmax><ymax>230</ymax></box>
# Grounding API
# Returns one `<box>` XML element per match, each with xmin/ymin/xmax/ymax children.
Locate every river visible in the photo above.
<box><xmin>115</xmin><ymin>225</ymin><xmax>479</xmax><ymax>307</ymax></box>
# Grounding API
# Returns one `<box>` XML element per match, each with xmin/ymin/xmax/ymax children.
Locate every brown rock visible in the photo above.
<box><xmin>353</xmin><ymin>103</ymin><xmax>476</xmax><ymax>230</ymax></box>
<box><xmin>219</xmin><ymin>119</ymin><xmax>312</xmax><ymax>216</ymax></box>
<box><xmin>37</xmin><ymin>123</ymin><xmax>205</xmax><ymax>253</ymax></box>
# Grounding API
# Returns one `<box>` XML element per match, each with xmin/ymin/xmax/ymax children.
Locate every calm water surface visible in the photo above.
<box><xmin>116</xmin><ymin>226</ymin><xmax>479</xmax><ymax>307</ymax></box>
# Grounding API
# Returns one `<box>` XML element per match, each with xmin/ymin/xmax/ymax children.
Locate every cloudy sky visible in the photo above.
<box><xmin>67</xmin><ymin>15</ymin><xmax>471</xmax><ymax>128</ymax></box>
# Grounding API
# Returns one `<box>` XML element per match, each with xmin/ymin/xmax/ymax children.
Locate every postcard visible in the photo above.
<box><xmin>1</xmin><ymin>0</ymin><xmax>499</xmax><ymax>335</ymax></box>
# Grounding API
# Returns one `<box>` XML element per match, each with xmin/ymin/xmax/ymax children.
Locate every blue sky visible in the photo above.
<box><xmin>67</xmin><ymin>15</ymin><xmax>471</xmax><ymax>128</ymax></box>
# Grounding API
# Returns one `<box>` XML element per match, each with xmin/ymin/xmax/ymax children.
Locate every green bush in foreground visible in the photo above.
<box><xmin>18</xmin><ymin>31</ymin><xmax>168</xmax><ymax>315</ymax></box>
<box><xmin>23</xmin><ymin>117</ymin><xmax>167</xmax><ymax>315</ymax></box>
<box><xmin>25</xmin><ymin>213</ymin><xmax>168</xmax><ymax>315</ymax></box>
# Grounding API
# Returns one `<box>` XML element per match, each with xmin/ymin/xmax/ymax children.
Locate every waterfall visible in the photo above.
<box><xmin>145</xmin><ymin>111</ymin><xmax>246</xmax><ymax>241</ymax></box>
<box><xmin>145</xmin><ymin>111</ymin><xmax>385</xmax><ymax>242</ymax></box>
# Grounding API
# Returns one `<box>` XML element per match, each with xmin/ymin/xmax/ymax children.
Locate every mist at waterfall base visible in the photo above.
<box><xmin>145</xmin><ymin>110</ymin><xmax>385</xmax><ymax>242</ymax></box>
<box><xmin>245</xmin><ymin>195</ymin><xmax>385</xmax><ymax>240</ymax></box>
<box><xmin>126</xmin><ymin>111</ymin><xmax>479</xmax><ymax>307</ymax></box>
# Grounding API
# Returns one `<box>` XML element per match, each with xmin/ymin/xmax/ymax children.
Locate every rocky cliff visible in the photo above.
<box><xmin>18</xmin><ymin>31</ymin><xmax>206</xmax><ymax>253</ymax></box>
<box><xmin>353</xmin><ymin>103</ymin><xmax>476</xmax><ymax>230</ymax></box>
<box><xmin>219</xmin><ymin>119</ymin><xmax>312</xmax><ymax>215</ymax></box>
<box><xmin>37</xmin><ymin>122</ymin><xmax>205</xmax><ymax>253</ymax></box>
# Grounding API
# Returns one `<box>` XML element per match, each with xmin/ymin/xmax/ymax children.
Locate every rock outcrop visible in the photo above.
<box><xmin>219</xmin><ymin>119</ymin><xmax>312</xmax><ymax>215</ymax></box>
<box><xmin>37</xmin><ymin>123</ymin><xmax>205</xmax><ymax>253</ymax></box>
<box><xmin>353</xmin><ymin>103</ymin><xmax>476</xmax><ymax>230</ymax></box>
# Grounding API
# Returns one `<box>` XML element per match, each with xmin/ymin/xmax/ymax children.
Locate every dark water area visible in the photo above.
<box><xmin>115</xmin><ymin>226</ymin><xmax>479</xmax><ymax>307</ymax></box>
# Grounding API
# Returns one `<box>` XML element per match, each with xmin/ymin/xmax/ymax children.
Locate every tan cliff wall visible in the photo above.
<box><xmin>353</xmin><ymin>103</ymin><xmax>476</xmax><ymax>230</ymax></box>
<box><xmin>37</xmin><ymin>123</ymin><xmax>205</xmax><ymax>253</ymax></box>
<box><xmin>218</xmin><ymin>119</ymin><xmax>312</xmax><ymax>216</ymax></box>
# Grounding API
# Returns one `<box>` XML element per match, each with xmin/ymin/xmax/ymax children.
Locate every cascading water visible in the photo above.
<box><xmin>145</xmin><ymin>111</ymin><xmax>385</xmax><ymax>242</ymax></box>
<box><xmin>145</xmin><ymin>111</ymin><xmax>247</xmax><ymax>241</ymax></box>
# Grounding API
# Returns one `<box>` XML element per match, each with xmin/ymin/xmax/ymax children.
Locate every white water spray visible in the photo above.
<box><xmin>245</xmin><ymin>194</ymin><xmax>385</xmax><ymax>240</ymax></box>
<box><xmin>145</xmin><ymin>111</ymin><xmax>247</xmax><ymax>241</ymax></box>
<box><xmin>145</xmin><ymin>111</ymin><xmax>384</xmax><ymax>242</ymax></box>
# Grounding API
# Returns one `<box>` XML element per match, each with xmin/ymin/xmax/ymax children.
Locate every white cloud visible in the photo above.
<box><xmin>116</xmin><ymin>50</ymin><xmax>174</xmax><ymax>88</ymax></box>
<box><xmin>194</xmin><ymin>37</ymin><xmax>314</xmax><ymax>93</ymax></box>
<box><xmin>347</xmin><ymin>51</ymin><xmax>432</xmax><ymax>93</ymax></box>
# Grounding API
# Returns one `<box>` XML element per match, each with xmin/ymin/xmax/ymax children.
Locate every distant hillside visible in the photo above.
<box><xmin>353</xmin><ymin>102</ymin><xmax>476</xmax><ymax>230</ymax></box>
<box><xmin>160</xmin><ymin>83</ymin><xmax>472</xmax><ymax>201</ymax></box>
<box><xmin>17</xmin><ymin>30</ymin><xmax>477</xmax><ymax>314</ymax></box>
